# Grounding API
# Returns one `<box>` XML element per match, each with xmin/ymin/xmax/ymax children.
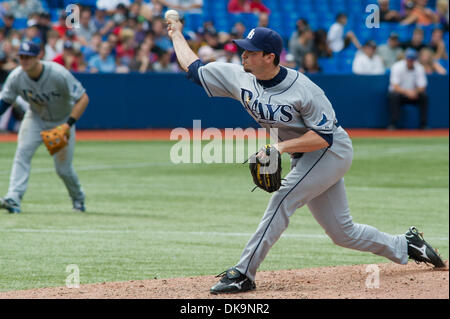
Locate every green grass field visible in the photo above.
<box><xmin>0</xmin><ymin>137</ymin><xmax>448</xmax><ymax>292</ymax></box>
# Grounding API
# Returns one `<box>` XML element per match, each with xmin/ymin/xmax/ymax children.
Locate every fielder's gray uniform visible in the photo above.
<box><xmin>1</xmin><ymin>61</ymin><xmax>85</xmax><ymax>205</ymax></box>
<box><xmin>198</xmin><ymin>62</ymin><xmax>408</xmax><ymax>281</ymax></box>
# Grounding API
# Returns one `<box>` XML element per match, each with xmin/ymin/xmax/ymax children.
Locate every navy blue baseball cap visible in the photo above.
<box><xmin>405</xmin><ymin>48</ymin><xmax>418</xmax><ymax>60</ymax></box>
<box><xmin>233</xmin><ymin>27</ymin><xmax>283</xmax><ymax>56</ymax></box>
<box><xmin>18</xmin><ymin>41</ymin><xmax>40</xmax><ymax>56</ymax></box>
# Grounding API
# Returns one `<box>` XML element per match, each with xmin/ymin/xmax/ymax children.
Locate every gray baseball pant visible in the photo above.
<box><xmin>235</xmin><ymin>136</ymin><xmax>408</xmax><ymax>282</ymax></box>
<box><xmin>6</xmin><ymin>112</ymin><xmax>85</xmax><ymax>204</ymax></box>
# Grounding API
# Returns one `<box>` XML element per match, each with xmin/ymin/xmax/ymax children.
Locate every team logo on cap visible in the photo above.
<box><xmin>22</xmin><ymin>43</ymin><xmax>30</xmax><ymax>51</ymax></box>
<box><xmin>247</xmin><ymin>29</ymin><xmax>255</xmax><ymax>39</ymax></box>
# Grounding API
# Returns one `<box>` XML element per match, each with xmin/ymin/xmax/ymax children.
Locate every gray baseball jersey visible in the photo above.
<box><xmin>1</xmin><ymin>61</ymin><xmax>85</xmax><ymax>207</ymax></box>
<box><xmin>1</xmin><ymin>61</ymin><xmax>85</xmax><ymax>122</ymax></box>
<box><xmin>196</xmin><ymin>62</ymin><xmax>408</xmax><ymax>281</ymax></box>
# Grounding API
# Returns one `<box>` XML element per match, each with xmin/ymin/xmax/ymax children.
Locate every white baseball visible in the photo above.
<box><xmin>165</xmin><ymin>9</ymin><xmax>180</xmax><ymax>21</ymax></box>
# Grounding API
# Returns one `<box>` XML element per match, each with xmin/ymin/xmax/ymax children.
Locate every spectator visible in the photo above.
<box><xmin>228</xmin><ymin>0</ymin><xmax>251</xmax><ymax>13</ymax></box>
<box><xmin>401</xmin><ymin>0</ymin><xmax>439</xmax><ymax>26</ymax></box>
<box><xmin>436</xmin><ymin>0</ymin><xmax>449</xmax><ymax>31</ymax></box>
<box><xmin>81</xmin><ymin>32</ymin><xmax>102</xmax><ymax>62</ymax></box>
<box><xmin>43</xmin><ymin>29</ymin><xmax>63</xmax><ymax>61</ymax></box>
<box><xmin>289</xmin><ymin>19</ymin><xmax>309</xmax><ymax>54</ymax></box>
<box><xmin>327</xmin><ymin>13</ymin><xmax>361</xmax><ymax>53</ymax></box>
<box><xmin>52</xmin><ymin>41</ymin><xmax>79</xmax><ymax>72</ymax></box>
<box><xmin>129</xmin><ymin>42</ymin><xmax>153</xmax><ymax>73</ymax></box>
<box><xmin>96</xmin><ymin>0</ymin><xmax>131</xmax><ymax>15</ymax></box>
<box><xmin>88</xmin><ymin>42</ymin><xmax>116</xmax><ymax>73</ymax></box>
<box><xmin>379</xmin><ymin>0</ymin><xmax>401</xmax><ymax>22</ymax></box>
<box><xmin>75</xmin><ymin>8</ymin><xmax>97</xmax><ymax>46</ymax></box>
<box><xmin>401</xmin><ymin>28</ymin><xmax>427</xmax><ymax>52</ymax></box>
<box><xmin>198</xmin><ymin>45</ymin><xmax>216</xmax><ymax>64</ymax></box>
<box><xmin>427</xmin><ymin>28</ymin><xmax>448</xmax><ymax>60</ymax></box>
<box><xmin>281</xmin><ymin>53</ymin><xmax>297</xmax><ymax>69</ymax></box>
<box><xmin>377</xmin><ymin>32</ymin><xmax>404</xmax><ymax>69</ymax></box>
<box><xmin>153</xmin><ymin>50</ymin><xmax>178</xmax><ymax>72</ymax></box>
<box><xmin>53</xmin><ymin>12</ymin><xmax>69</xmax><ymax>38</ymax></box>
<box><xmin>289</xmin><ymin>28</ymin><xmax>314</xmax><ymax>68</ymax></box>
<box><xmin>2</xmin><ymin>12</ymin><xmax>15</xmax><ymax>37</ymax></box>
<box><xmin>312</xmin><ymin>29</ymin><xmax>333</xmax><ymax>58</ymax></box>
<box><xmin>23</xmin><ymin>19</ymin><xmax>41</xmax><ymax>44</ymax></box>
<box><xmin>138</xmin><ymin>0</ymin><xmax>163</xmax><ymax>20</ymax></box>
<box><xmin>4</xmin><ymin>0</ymin><xmax>43</xmax><ymax>19</ymax></box>
<box><xmin>93</xmin><ymin>8</ymin><xmax>110</xmax><ymax>36</ymax></box>
<box><xmin>152</xmin><ymin>17</ymin><xmax>173</xmax><ymax>51</ymax></box>
<box><xmin>388</xmin><ymin>48</ymin><xmax>429</xmax><ymax>129</ymax></box>
<box><xmin>116</xmin><ymin>28</ymin><xmax>136</xmax><ymax>71</ymax></box>
<box><xmin>249</xmin><ymin>0</ymin><xmax>271</xmax><ymax>14</ymax></box>
<box><xmin>0</xmin><ymin>39</ymin><xmax>19</xmax><ymax>72</ymax></box>
<box><xmin>230</xmin><ymin>21</ymin><xmax>247</xmax><ymax>40</ymax></box>
<box><xmin>257</xmin><ymin>12</ymin><xmax>269</xmax><ymax>28</ymax></box>
<box><xmin>418</xmin><ymin>47</ymin><xmax>447</xmax><ymax>74</ymax></box>
<box><xmin>74</xmin><ymin>50</ymin><xmax>87</xmax><ymax>72</ymax></box>
<box><xmin>37</xmin><ymin>12</ymin><xmax>51</xmax><ymax>45</ymax></box>
<box><xmin>158</xmin><ymin>0</ymin><xmax>203</xmax><ymax>14</ymax></box>
<box><xmin>300</xmin><ymin>52</ymin><xmax>322</xmax><ymax>74</ymax></box>
<box><xmin>134</xmin><ymin>18</ymin><xmax>149</xmax><ymax>44</ymax></box>
<box><xmin>352</xmin><ymin>40</ymin><xmax>386</xmax><ymax>75</ymax></box>
<box><xmin>217</xmin><ymin>42</ymin><xmax>240</xmax><ymax>64</ymax></box>
<box><xmin>107</xmin><ymin>32</ymin><xmax>119</xmax><ymax>57</ymax></box>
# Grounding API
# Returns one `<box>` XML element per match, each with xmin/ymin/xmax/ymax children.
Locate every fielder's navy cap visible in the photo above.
<box><xmin>405</xmin><ymin>48</ymin><xmax>418</xmax><ymax>60</ymax></box>
<box><xmin>18</xmin><ymin>41</ymin><xmax>40</xmax><ymax>56</ymax></box>
<box><xmin>233</xmin><ymin>27</ymin><xmax>283</xmax><ymax>56</ymax></box>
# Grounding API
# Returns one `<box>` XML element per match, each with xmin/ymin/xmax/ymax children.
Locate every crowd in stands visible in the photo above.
<box><xmin>0</xmin><ymin>0</ymin><xmax>448</xmax><ymax>78</ymax></box>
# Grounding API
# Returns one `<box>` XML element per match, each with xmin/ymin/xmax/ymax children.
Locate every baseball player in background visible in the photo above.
<box><xmin>0</xmin><ymin>41</ymin><xmax>89</xmax><ymax>214</ymax></box>
<box><xmin>166</xmin><ymin>20</ymin><xmax>446</xmax><ymax>294</ymax></box>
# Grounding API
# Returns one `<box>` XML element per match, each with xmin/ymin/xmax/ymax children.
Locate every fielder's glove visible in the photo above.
<box><xmin>248</xmin><ymin>144</ymin><xmax>282</xmax><ymax>193</ymax></box>
<box><xmin>40</xmin><ymin>125</ymin><xmax>70</xmax><ymax>155</ymax></box>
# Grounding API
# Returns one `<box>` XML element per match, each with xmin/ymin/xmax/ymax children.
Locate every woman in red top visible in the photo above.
<box><xmin>228</xmin><ymin>0</ymin><xmax>270</xmax><ymax>14</ymax></box>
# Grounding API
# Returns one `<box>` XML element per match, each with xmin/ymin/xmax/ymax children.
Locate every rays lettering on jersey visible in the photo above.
<box><xmin>240</xmin><ymin>88</ymin><xmax>293</xmax><ymax>124</ymax></box>
<box><xmin>22</xmin><ymin>89</ymin><xmax>61</xmax><ymax>106</ymax></box>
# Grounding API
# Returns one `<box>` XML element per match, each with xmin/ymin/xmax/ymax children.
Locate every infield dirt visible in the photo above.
<box><xmin>0</xmin><ymin>262</ymin><xmax>447</xmax><ymax>299</ymax></box>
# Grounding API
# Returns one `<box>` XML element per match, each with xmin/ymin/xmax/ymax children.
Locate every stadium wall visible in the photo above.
<box><xmin>75</xmin><ymin>73</ymin><xmax>449</xmax><ymax>129</ymax></box>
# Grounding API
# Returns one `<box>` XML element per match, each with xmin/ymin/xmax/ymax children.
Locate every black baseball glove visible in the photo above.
<box><xmin>248</xmin><ymin>144</ymin><xmax>282</xmax><ymax>193</ymax></box>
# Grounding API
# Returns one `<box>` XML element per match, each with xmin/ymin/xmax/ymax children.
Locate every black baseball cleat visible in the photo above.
<box><xmin>210</xmin><ymin>267</ymin><xmax>256</xmax><ymax>294</ymax></box>
<box><xmin>0</xmin><ymin>197</ymin><xmax>21</xmax><ymax>214</ymax></box>
<box><xmin>405</xmin><ymin>226</ymin><xmax>446</xmax><ymax>268</ymax></box>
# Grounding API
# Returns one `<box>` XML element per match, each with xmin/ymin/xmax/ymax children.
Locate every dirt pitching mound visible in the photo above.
<box><xmin>0</xmin><ymin>262</ymin><xmax>447</xmax><ymax>299</ymax></box>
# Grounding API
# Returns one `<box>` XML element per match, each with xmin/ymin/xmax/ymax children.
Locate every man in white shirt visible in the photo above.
<box><xmin>352</xmin><ymin>40</ymin><xmax>386</xmax><ymax>75</ymax></box>
<box><xmin>327</xmin><ymin>13</ymin><xmax>361</xmax><ymax>53</ymax></box>
<box><xmin>388</xmin><ymin>48</ymin><xmax>429</xmax><ymax>129</ymax></box>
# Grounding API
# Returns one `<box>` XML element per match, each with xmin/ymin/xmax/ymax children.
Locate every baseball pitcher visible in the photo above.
<box><xmin>166</xmin><ymin>21</ymin><xmax>446</xmax><ymax>294</ymax></box>
<box><xmin>0</xmin><ymin>41</ymin><xmax>89</xmax><ymax>214</ymax></box>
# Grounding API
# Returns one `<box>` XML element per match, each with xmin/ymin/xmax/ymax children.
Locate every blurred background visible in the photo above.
<box><xmin>0</xmin><ymin>0</ymin><xmax>448</xmax><ymax>130</ymax></box>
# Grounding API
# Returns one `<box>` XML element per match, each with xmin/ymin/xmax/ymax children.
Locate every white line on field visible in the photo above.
<box><xmin>0</xmin><ymin>228</ymin><xmax>447</xmax><ymax>242</ymax></box>
<box><xmin>0</xmin><ymin>162</ymin><xmax>169</xmax><ymax>175</ymax></box>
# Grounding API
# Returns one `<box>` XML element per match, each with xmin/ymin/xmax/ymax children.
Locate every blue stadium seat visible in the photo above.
<box><xmin>229</xmin><ymin>13</ymin><xmax>259</xmax><ymax>31</ymax></box>
<box><xmin>183</xmin><ymin>13</ymin><xmax>203</xmax><ymax>33</ymax></box>
<box><xmin>12</xmin><ymin>18</ymin><xmax>28</xmax><ymax>30</ymax></box>
<box><xmin>440</xmin><ymin>59</ymin><xmax>449</xmax><ymax>73</ymax></box>
<box><xmin>337</xmin><ymin>57</ymin><xmax>354</xmax><ymax>74</ymax></box>
<box><xmin>393</xmin><ymin>25</ymin><xmax>416</xmax><ymax>42</ymax></box>
<box><xmin>318</xmin><ymin>58</ymin><xmax>339</xmax><ymax>74</ymax></box>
